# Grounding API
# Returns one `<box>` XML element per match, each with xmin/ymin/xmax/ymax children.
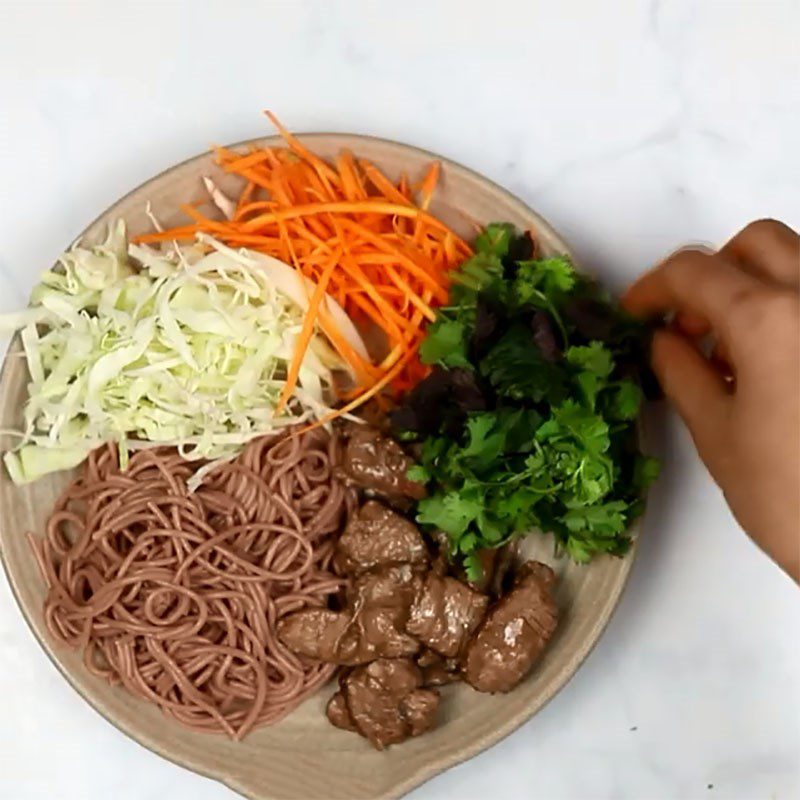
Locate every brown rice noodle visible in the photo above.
<box><xmin>29</xmin><ymin>428</ymin><xmax>355</xmax><ymax>739</ymax></box>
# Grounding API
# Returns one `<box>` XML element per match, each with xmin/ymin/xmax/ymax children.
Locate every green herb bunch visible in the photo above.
<box><xmin>393</xmin><ymin>223</ymin><xmax>659</xmax><ymax>579</ymax></box>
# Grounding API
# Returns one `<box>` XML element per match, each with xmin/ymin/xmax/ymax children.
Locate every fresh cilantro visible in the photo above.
<box><xmin>463</xmin><ymin>553</ymin><xmax>484</xmax><ymax>583</ymax></box>
<box><xmin>461</xmin><ymin>413</ymin><xmax>507</xmax><ymax>469</ymax></box>
<box><xmin>566</xmin><ymin>342</ymin><xmax>614</xmax><ymax>408</ymax></box>
<box><xmin>561</xmin><ymin>500</ymin><xmax>629</xmax><ymax>537</ymax></box>
<box><xmin>566</xmin><ymin>342</ymin><xmax>613</xmax><ymax>378</ymax></box>
<box><xmin>416</xmin><ymin>489</ymin><xmax>482</xmax><ymax>537</ymax></box>
<box><xmin>515</xmin><ymin>257</ymin><xmax>576</xmax><ymax>302</ymax></box>
<box><xmin>475</xmin><ymin>223</ymin><xmax>516</xmax><ymax>257</ymax></box>
<box><xmin>406</xmin><ymin>463</ymin><xmax>431</xmax><ymax>484</ymax></box>
<box><xmin>419</xmin><ymin>318</ymin><xmax>471</xmax><ymax>368</ymax></box>
<box><xmin>476</xmin><ymin>511</ymin><xmax>506</xmax><ymax>543</ymax></box>
<box><xmin>451</xmin><ymin>252</ymin><xmax>505</xmax><ymax>294</ymax></box>
<box><xmin>605</xmin><ymin>379</ymin><xmax>643</xmax><ymax>420</ymax></box>
<box><xmin>394</xmin><ymin>222</ymin><xmax>659</xmax><ymax>567</ymax></box>
<box><xmin>536</xmin><ymin>400</ymin><xmax>610</xmax><ymax>455</ymax></box>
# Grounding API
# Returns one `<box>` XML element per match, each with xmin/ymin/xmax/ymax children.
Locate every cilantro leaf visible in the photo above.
<box><xmin>461</xmin><ymin>413</ymin><xmax>507</xmax><ymax>470</ymax></box>
<box><xmin>605</xmin><ymin>379</ymin><xmax>643</xmax><ymax>420</ymax></box>
<box><xmin>476</xmin><ymin>511</ymin><xmax>506</xmax><ymax>543</ymax></box>
<box><xmin>475</xmin><ymin>223</ymin><xmax>516</xmax><ymax>257</ymax></box>
<box><xmin>566</xmin><ymin>342</ymin><xmax>613</xmax><ymax>378</ymax></box>
<box><xmin>451</xmin><ymin>252</ymin><xmax>506</xmax><ymax>301</ymax></box>
<box><xmin>419</xmin><ymin>318</ymin><xmax>471</xmax><ymax>368</ymax></box>
<box><xmin>463</xmin><ymin>553</ymin><xmax>484</xmax><ymax>583</ymax></box>
<box><xmin>406</xmin><ymin>463</ymin><xmax>431</xmax><ymax>484</ymax></box>
<box><xmin>561</xmin><ymin>500</ymin><xmax>629</xmax><ymax>537</ymax></box>
<box><xmin>567</xmin><ymin>342</ymin><xmax>614</xmax><ymax>408</ymax></box>
<box><xmin>515</xmin><ymin>256</ymin><xmax>577</xmax><ymax>304</ymax></box>
<box><xmin>536</xmin><ymin>400</ymin><xmax>610</xmax><ymax>455</ymax></box>
<box><xmin>493</xmin><ymin>485</ymin><xmax>544</xmax><ymax>529</ymax></box>
<box><xmin>416</xmin><ymin>488</ymin><xmax>482</xmax><ymax>537</ymax></box>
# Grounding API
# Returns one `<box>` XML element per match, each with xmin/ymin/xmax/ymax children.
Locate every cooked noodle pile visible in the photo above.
<box><xmin>29</xmin><ymin>429</ymin><xmax>354</xmax><ymax>739</ymax></box>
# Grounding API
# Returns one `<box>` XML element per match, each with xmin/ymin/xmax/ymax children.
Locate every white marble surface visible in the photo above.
<box><xmin>1</xmin><ymin>1</ymin><xmax>798</xmax><ymax>798</ymax></box>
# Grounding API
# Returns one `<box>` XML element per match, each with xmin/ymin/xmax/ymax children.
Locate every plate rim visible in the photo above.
<box><xmin>0</xmin><ymin>131</ymin><xmax>639</xmax><ymax>800</ymax></box>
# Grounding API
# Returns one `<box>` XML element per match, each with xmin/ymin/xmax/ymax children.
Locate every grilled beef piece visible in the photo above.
<box><xmin>416</xmin><ymin>648</ymin><xmax>461</xmax><ymax>687</ymax></box>
<box><xmin>463</xmin><ymin>561</ymin><xmax>558</xmax><ymax>693</ymax></box>
<box><xmin>276</xmin><ymin>609</ymin><xmax>353</xmax><ymax>662</ymax></box>
<box><xmin>336</xmin><ymin>501</ymin><xmax>428</xmax><ymax>575</ymax></box>
<box><xmin>345</xmin><ymin>563</ymin><xmax>422</xmax><ymax>658</ymax></box>
<box><xmin>406</xmin><ymin>573</ymin><xmax>488</xmax><ymax>658</ymax></box>
<box><xmin>277</xmin><ymin>564</ymin><xmax>422</xmax><ymax>664</ymax></box>
<box><xmin>335</xmin><ymin>424</ymin><xmax>426</xmax><ymax>506</ymax></box>
<box><xmin>326</xmin><ymin>689</ymin><xmax>357</xmax><ymax>731</ymax></box>
<box><xmin>340</xmin><ymin>658</ymin><xmax>439</xmax><ymax>749</ymax></box>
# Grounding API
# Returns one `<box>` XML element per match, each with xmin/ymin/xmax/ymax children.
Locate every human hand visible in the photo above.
<box><xmin>623</xmin><ymin>220</ymin><xmax>800</xmax><ymax>582</ymax></box>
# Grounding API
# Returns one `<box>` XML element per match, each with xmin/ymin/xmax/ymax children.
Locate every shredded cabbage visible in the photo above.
<box><xmin>0</xmin><ymin>221</ymin><xmax>368</xmax><ymax>484</ymax></box>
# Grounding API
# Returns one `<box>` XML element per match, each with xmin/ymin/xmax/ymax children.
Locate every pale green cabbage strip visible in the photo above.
<box><xmin>0</xmin><ymin>222</ymin><xmax>368</xmax><ymax>484</ymax></box>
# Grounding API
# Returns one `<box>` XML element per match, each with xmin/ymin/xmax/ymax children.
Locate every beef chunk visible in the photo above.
<box><xmin>341</xmin><ymin>658</ymin><xmax>440</xmax><ymax>749</ymax></box>
<box><xmin>335</xmin><ymin>424</ymin><xmax>426</xmax><ymax>506</ymax></box>
<box><xmin>346</xmin><ymin>564</ymin><xmax>422</xmax><ymax>659</ymax></box>
<box><xmin>417</xmin><ymin>648</ymin><xmax>461</xmax><ymax>687</ymax></box>
<box><xmin>463</xmin><ymin>560</ymin><xmax>558</xmax><ymax>693</ymax></box>
<box><xmin>326</xmin><ymin>690</ymin><xmax>357</xmax><ymax>732</ymax></box>
<box><xmin>399</xmin><ymin>689</ymin><xmax>440</xmax><ymax>736</ymax></box>
<box><xmin>276</xmin><ymin>609</ymin><xmax>353</xmax><ymax>662</ymax></box>
<box><xmin>336</xmin><ymin>501</ymin><xmax>428</xmax><ymax>575</ymax></box>
<box><xmin>406</xmin><ymin>573</ymin><xmax>488</xmax><ymax>658</ymax></box>
<box><xmin>278</xmin><ymin>564</ymin><xmax>421</xmax><ymax>665</ymax></box>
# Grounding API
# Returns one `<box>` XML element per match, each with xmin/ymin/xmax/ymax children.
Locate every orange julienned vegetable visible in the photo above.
<box><xmin>133</xmin><ymin>111</ymin><xmax>472</xmax><ymax>421</ymax></box>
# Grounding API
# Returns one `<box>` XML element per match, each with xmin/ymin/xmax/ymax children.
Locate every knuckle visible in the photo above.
<box><xmin>733</xmin><ymin>217</ymin><xmax>785</xmax><ymax>240</ymax></box>
<box><xmin>730</xmin><ymin>218</ymin><xmax>792</xmax><ymax>250</ymax></box>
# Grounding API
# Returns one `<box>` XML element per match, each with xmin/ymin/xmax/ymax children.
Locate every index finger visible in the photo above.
<box><xmin>622</xmin><ymin>248</ymin><xmax>765</xmax><ymax>343</ymax></box>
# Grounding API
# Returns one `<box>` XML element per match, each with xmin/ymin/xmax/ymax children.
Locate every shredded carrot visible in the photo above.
<box><xmin>135</xmin><ymin>225</ymin><xmax>199</xmax><ymax>244</ymax></box>
<box><xmin>223</xmin><ymin>150</ymin><xmax>272</xmax><ymax>173</ymax></box>
<box><xmin>359</xmin><ymin>160</ymin><xmax>412</xmax><ymax>206</ymax></box>
<box><xmin>419</xmin><ymin>162</ymin><xmax>440</xmax><ymax>211</ymax></box>
<box><xmin>239</xmin><ymin>200</ymin><xmax>451</xmax><ymax>233</ymax></box>
<box><xmin>337</xmin><ymin>151</ymin><xmax>368</xmax><ymax>201</ymax></box>
<box><xmin>133</xmin><ymin>113</ymin><xmax>473</xmax><ymax>407</ymax></box>
<box><xmin>275</xmin><ymin>249</ymin><xmax>340</xmax><ymax>414</ymax></box>
<box><xmin>236</xmin><ymin>181</ymin><xmax>257</xmax><ymax>214</ymax></box>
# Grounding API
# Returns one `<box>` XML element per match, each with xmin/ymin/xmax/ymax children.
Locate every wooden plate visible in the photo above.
<box><xmin>0</xmin><ymin>135</ymin><xmax>637</xmax><ymax>800</ymax></box>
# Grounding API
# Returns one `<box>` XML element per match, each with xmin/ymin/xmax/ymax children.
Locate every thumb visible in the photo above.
<box><xmin>652</xmin><ymin>329</ymin><xmax>732</xmax><ymax>466</ymax></box>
